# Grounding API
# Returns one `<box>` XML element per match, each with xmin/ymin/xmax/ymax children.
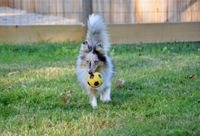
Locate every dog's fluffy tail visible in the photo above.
<box><xmin>86</xmin><ymin>14</ymin><xmax>110</xmax><ymax>52</ymax></box>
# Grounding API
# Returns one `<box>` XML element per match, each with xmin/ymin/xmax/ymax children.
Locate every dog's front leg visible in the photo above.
<box><xmin>88</xmin><ymin>88</ymin><xmax>97</xmax><ymax>109</ymax></box>
<box><xmin>100</xmin><ymin>86</ymin><xmax>111</xmax><ymax>102</ymax></box>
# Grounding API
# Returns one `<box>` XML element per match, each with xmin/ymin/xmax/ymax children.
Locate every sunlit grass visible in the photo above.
<box><xmin>0</xmin><ymin>42</ymin><xmax>200</xmax><ymax>135</ymax></box>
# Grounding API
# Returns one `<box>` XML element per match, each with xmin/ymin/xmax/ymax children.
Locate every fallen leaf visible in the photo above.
<box><xmin>7</xmin><ymin>71</ymin><xmax>19</xmax><ymax>76</ymax></box>
<box><xmin>59</xmin><ymin>91</ymin><xmax>72</xmax><ymax>104</ymax></box>
<box><xmin>138</xmin><ymin>53</ymin><xmax>142</xmax><ymax>56</ymax></box>
<box><xmin>60</xmin><ymin>95</ymin><xmax>68</xmax><ymax>103</ymax></box>
<box><xmin>185</xmin><ymin>74</ymin><xmax>197</xmax><ymax>80</ymax></box>
<box><xmin>116</xmin><ymin>79</ymin><xmax>125</xmax><ymax>88</ymax></box>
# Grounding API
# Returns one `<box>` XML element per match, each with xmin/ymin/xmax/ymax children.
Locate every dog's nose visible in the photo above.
<box><xmin>88</xmin><ymin>69</ymin><xmax>93</xmax><ymax>75</ymax></box>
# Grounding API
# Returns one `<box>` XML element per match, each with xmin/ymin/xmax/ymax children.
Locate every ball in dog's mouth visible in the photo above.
<box><xmin>87</xmin><ymin>72</ymin><xmax>103</xmax><ymax>88</ymax></box>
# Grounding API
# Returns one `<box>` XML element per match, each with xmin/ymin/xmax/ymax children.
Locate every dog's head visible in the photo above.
<box><xmin>80</xmin><ymin>41</ymin><xmax>105</xmax><ymax>55</ymax></box>
<box><xmin>80</xmin><ymin>41</ymin><xmax>107</xmax><ymax>74</ymax></box>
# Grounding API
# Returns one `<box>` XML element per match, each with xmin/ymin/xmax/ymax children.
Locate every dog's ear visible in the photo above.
<box><xmin>94</xmin><ymin>42</ymin><xmax>105</xmax><ymax>55</ymax></box>
<box><xmin>80</xmin><ymin>40</ymin><xmax>92</xmax><ymax>54</ymax></box>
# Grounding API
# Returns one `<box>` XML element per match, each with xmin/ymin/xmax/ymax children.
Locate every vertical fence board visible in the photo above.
<box><xmin>0</xmin><ymin>0</ymin><xmax>10</xmax><ymax>7</ymax></box>
<box><xmin>3</xmin><ymin>0</ymin><xmax>8</xmax><ymax>6</ymax></box>
<box><xmin>135</xmin><ymin>0</ymin><xmax>143</xmax><ymax>23</ymax></box>
<box><xmin>82</xmin><ymin>0</ymin><xmax>92</xmax><ymax>25</ymax></box>
<box><xmin>191</xmin><ymin>0</ymin><xmax>200</xmax><ymax>21</ymax></box>
<box><xmin>159</xmin><ymin>0</ymin><xmax>168</xmax><ymax>23</ymax></box>
<box><xmin>181</xmin><ymin>0</ymin><xmax>191</xmax><ymax>22</ymax></box>
<box><xmin>168</xmin><ymin>0</ymin><xmax>177</xmax><ymax>22</ymax></box>
<box><xmin>13</xmin><ymin>0</ymin><xmax>22</xmax><ymax>9</ymax></box>
<box><xmin>22</xmin><ymin>0</ymin><xmax>35</xmax><ymax>12</ymax></box>
<box><xmin>56</xmin><ymin>0</ymin><xmax>64</xmax><ymax>17</ymax></box>
<box><xmin>129</xmin><ymin>0</ymin><xmax>135</xmax><ymax>23</ymax></box>
<box><xmin>49</xmin><ymin>0</ymin><xmax>57</xmax><ymax>16</ymax></box>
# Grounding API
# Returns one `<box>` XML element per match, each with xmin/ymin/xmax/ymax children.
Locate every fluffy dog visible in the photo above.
<box><xmin>76</xmin><ymin>14</ymin><xmax>114</xmax><ymax>109</ymax></box>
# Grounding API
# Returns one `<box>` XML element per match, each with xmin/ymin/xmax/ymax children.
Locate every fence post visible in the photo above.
<box><xmin>82</xmin><ymin>0</ymin><xmax>93</xmax><ymax>26</ymax></box>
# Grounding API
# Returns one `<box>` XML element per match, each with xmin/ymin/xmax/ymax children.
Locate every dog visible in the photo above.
<box><xmin>76</xmin><ymin>14</ymin><xmax>114</xmax><ymax>109</ymax></box>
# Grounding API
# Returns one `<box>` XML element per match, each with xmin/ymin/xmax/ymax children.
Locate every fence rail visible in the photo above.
<box><xmin>0</xmin><ymin>0</ymin><xmax>200</xmax><ymax>24</ymax></box>
<box><xmin>0</xmin><ymin>23</ymin><xmax>200</xmax><ymax>44</ymax></box>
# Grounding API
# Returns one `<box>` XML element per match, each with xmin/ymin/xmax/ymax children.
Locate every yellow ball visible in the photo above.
<box><xmin>87</xmin><ymin>72</ymin><xmax>103</xmax><ymax>88</ymax></box>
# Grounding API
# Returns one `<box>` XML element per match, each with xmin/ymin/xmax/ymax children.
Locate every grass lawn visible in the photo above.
<box><xmin>0</xmin><ymin>42</ymin><xmax>200</xmax><ymax>136</ymax></box>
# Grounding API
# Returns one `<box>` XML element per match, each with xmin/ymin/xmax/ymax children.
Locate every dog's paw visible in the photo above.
<box><xmin>101</xmin><ymin>98</ymin><xmax>111</xmax><ymax>103</ymax></box>
<box><xmin>100</xmin><ymin>94</ymin><xmax>111</xmax><ymax>102</ymax></box>
<box><xmin>90</xmin><ymin>97</ymin><xmax>98</xmax><ymax>109</ymax></box>
<box><xmin>91</xmin><ymin>102</ymin><xmax>98</xmax><ymax>109</ymax></box>
<box><xmin>92</xmin><ymin>105</ymin><xmax>98</xmax><ymax>109</ymax></box>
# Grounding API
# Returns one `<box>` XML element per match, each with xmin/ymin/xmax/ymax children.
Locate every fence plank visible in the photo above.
<box><xmin>22</xmin><ymin>0</ymin><xmax>35</xmax><ymax>12</ymax></box>
<box><xmin>0</xmin><ymin>0</ymin><xmax>10</xmax><ymax>7</ymax></box>
<box><xmin>82</xmin><ymin>0</ymin><xmax>92</xmax><ymax>25</ymax></box>
<box><xmin>56</xmin><ymin>0</ymin><xmax>64</xmax><ymax>17</ymax></box>
<box><xmin>135</xmin><ymin>0</ymin><xmax>143</xmax><ymax>23</ymax></box>
<box><xmin>191</xmin><ymin>0</ymin><xmax>200</xmax><ymax>21</ymax></box>
<box><xmin>13</xmin><ymin>0</ymin><xmax>22</xmax><ymax>9</ymax></box>
<box><xmin>49</xmin><ymin>0</ymin><xmax>57</xmax><ymax>16</ymax></box>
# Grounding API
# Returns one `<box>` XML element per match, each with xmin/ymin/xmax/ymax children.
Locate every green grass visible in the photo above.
<box><xmin>0</xmin><ymin>42</ymin><xmax>200</xmax><ymax>136</ymax></box>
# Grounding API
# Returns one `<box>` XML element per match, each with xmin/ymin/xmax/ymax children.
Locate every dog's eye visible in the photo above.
<box><xmin>86</xmin><ymin>60</ymin><xmax>90</xmax><ymax>63</ymax></box>
<box><xmin>97</xmin><ymin>43</ymin><xmax>102</xmax><ymax>47</ymax></box>
<box><xmin>83</xmin><ymin>41</ymin><xmax>87</xmax><ymax>45</ymax></box>
<box><xmin>94</xmin><ymin>60</ymin><xmax>99</xmax><ymax>64</ymax></box>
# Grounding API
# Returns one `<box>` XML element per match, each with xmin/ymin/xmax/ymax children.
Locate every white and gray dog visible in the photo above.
<box><xmin>76</xmin><ymin>14</ymin><xmax>114</xmax><ymax>109</ymax></box>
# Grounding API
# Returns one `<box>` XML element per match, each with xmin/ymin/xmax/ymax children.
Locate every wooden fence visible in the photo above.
<box><xmin>0</xmin><ymin>0</ymin><xmax>199</xmax><ymax>44</ymax></box>
<box><xmin>0</xmin><ymin>0</ymin><xmax>200</xmax><ymax>24</ymax></box>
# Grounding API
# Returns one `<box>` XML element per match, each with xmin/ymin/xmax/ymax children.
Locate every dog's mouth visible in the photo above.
<box><xmin>88</xmin><ymin>69</ymin><xmax>94</xmax><ymax>75</ymax></box>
